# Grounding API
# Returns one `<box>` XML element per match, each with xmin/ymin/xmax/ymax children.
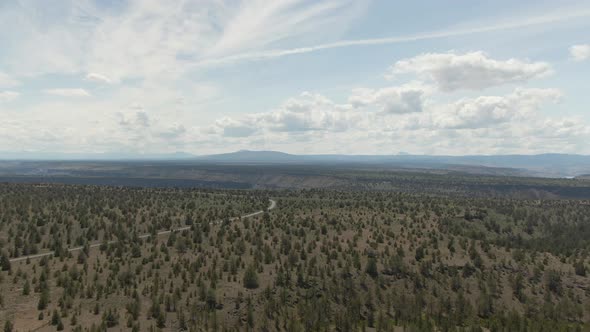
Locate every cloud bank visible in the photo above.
<box><xmin>0</xmin><ymin>1</ymin><xmax>588</xmax><ymax>156</ymax></box>
<box><xmin>388</xmin><ymin>52</ymin><xmax>552</xmax><ymax>92</ymax></box>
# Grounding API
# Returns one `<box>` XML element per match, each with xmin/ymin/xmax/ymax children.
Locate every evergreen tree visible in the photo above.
<box><xmin>0</xmin><ymin>253</ymin><xmax>11</xmax><ymax>272</ymax></box>
<box><xmin>366</xmin><ymin>257</ymin><xmax>378</xmax><ymax>279</ymax></box>
<box><xmin>243</xmin><ymin>265</ymin><xmax>259</xmax><ymax>289</ymax></box>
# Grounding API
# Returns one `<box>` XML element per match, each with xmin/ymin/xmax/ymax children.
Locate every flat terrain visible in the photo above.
<box><xmin>1</xmin><ymin>171</ymin><xmax>589</xmax><ymax>331</ymax></box>
<box><xmin>2</xmin><ymin>161</ymin><xmax>590</xmax><ymax>198</ymax></box>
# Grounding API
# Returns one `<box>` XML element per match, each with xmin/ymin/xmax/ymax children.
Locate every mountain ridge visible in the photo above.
<box><xmin>197</xmin><ymin>151</ymin><xmax>590</xmax><ymax>177</ymax></box>
<box><xmin>3</xmin><ymin>150</ymin><xmax>590</xmax><ymax>177</ymax></box>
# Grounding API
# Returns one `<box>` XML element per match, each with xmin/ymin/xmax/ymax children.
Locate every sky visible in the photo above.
<box><xmin>1</xmin><ymin>0</ymin><xmax>590</xmax><ymax>156</ymax></box>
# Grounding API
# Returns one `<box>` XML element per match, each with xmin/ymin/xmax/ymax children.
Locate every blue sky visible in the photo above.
<box><xmin>1</xmin><ymin>0</ymin><xmax>590</xmax><ymax>156</ymax></box>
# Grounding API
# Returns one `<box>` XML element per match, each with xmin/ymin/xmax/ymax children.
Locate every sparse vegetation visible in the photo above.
<box><xmin>0</xmin><ymin>179</ymin><xmax>589</xmax><ymax>331</ymax></box>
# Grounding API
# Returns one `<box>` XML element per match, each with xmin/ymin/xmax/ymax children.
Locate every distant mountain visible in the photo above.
<box><xmin>3</xmin><ymin>150</ymin><xmax>590</xmax><ymax>178</ymax></box>
<box><xmin>199</xmin><ymin>151</ymin><xmax>590</xmax><ymax>177</ymax></box>
<box><xmin>199</xmin><ymin>150</ymin><xmax>298</xmax><ymax>162</ymax></box>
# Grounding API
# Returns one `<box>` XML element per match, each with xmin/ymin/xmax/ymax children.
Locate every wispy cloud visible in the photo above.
<box><xmin>86</xmin><ymin>73</ymin><xmax>113</xmax><ymax>84</ymax></box>
<box><xmin>44</xmin><ymin>88</ymin><xmax>91</xmax><ymax>97</ymax></box>
<box><xmin>0</xmin><ymin>0</ymin><xmax>364</xmax><ymax>80</ymax></box>
<box><xmin>195</xmin><ymin>8</ymin><xmax>590</xmax><ymax>67</ymax></box>
<box><xmin>207</xmin><ymin>0</ymin><xmax>361</xmax><ymax>56</ymax></box>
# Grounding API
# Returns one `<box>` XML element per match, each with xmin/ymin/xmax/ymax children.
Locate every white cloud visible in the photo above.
<box><xmin>0</xmin><ymin>91</ymin><xmax>20</xmax><ymax>102</ymax></box>
<box><xmin>117</xmin><ymin>104</ymin><xmax>150</xmax><ymax>128</ymax></box>
<box><xmin>215</xmin><ymin>117</ymin><xmax>259</xmax><ymax>137</ymax></box>
<box><xmin>349</xmin><ymin>83</ymin><xmax>430</xmax><ymax>114</ymax></box>
<box><xmin>388</xmin><ymin>51</ymin><xmax>552</xmax><ymax>92</ymax></box>
<box><xmin>431</xmin><ymin>88</ymin><xmax>562</xmax><ymax>129</ymax></box>
<box><xmin>44</xmin><ymin>88</ymin><xmax>91</xmax><ymax>97</ymax></box>
<box><xmin>135</xmin><ymin>111</ymin><xmax>150</xmax><ymax>127</ymax></box>
<box><xmin>211</xmin><ymin>92</ymin><xmax>362</xmax><ymax>137</ymax></box>
<box><xmin>570</xmin><ymin>44</ymin><xmax>590</xmax><ymax>61</ymax></box>
<box><xmin>0</xmin><ymin>72</ymin><xmax>19</xmax><ymax>88</ymax></box>
<box><xmin>85</xmin><ymin>73</ymin><xmax>113</xmax><ymax>84</ymax></box>
<box><xmin>1</xmin><ymin>83</ymin><xmax>588</xmax><ymax>155</ymax></box>
<box><xmin>205</xmin><ymin>86</ymin><xmax>580</xmax><ymax>155</ymax></box>
<box><xmin>260</xmin><ymin>93</ymin><xmax>357</xmax><ymax>132</ymax></box>
<box><xmin>158</xmin><ymin>123</ymin><xmax>187</xmax><ymax>139</ymax></box>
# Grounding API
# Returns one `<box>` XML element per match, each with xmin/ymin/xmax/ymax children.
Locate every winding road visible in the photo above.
<box><xmin>9</xmin><ymin>198</ymin><xmax>276</xmax><ymax>263</ymax></box>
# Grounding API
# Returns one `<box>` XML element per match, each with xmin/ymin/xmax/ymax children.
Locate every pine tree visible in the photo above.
<box><xmin>3</xmin><ymin>320</ymin><xmax>13</xmax><ymax>332</ymax></box>
<box><xmin>0</xmin><ymin>253</ymin><xmax>11</xmax><ymax>272</ymax></box>
<box><xmin>366</xmin><ymin>257</ymin><xmax>378</xmax><ymax>279</ymax></box>
<box><xmin>38</xmin><ymin>288</ymin><xmax>49</xmax><ymax>310</ymax></box>
<box><xmin>22</xmin><ymin>279</ymin><xmax>30</xmax><ymax>295</ymax></box>
<box><xmin>243</xmin><ymin>265</ymin><xmax>259</xmax><ymax>289</ymax></box>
